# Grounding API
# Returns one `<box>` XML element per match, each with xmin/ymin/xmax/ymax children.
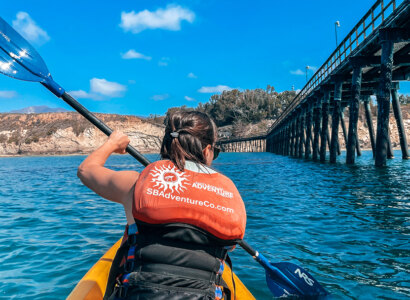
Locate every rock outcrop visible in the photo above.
<box><xmin>1</xmin><ymin>105</ymin><xmax>408</xmax><ymax>156</ymax></box>
<box><xmin>0</xmin><ymin>113</ymin><xmax>164</xmax><ymax>156</ymax></box>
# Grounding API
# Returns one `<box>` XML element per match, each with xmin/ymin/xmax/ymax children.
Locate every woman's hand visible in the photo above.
<box><xmin>107</xmin><ymin>131</ymin><xmax>130</xmax><ymax>154</ymax></box>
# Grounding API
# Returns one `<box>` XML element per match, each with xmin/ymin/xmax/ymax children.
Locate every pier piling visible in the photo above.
<box><xmin>391</xmin><ymin>84</ymin><xmax>409</xmax><ymax>159</ymax></box>
<box><xmin>320</xmin><ymin>90</ymin><xmax>330</xmax><ymax>162</ymax></box>
<box><xmin>347</xmin><ymin>61</ymin><xmax>363</xmax><ymax>164</ymax></box>
<box><xmin>305</xmin><ymin>102</ymin><xmax>313</xmax><ymax>159</ymax></box>
<box><xmin>312</xmin><ymin>100</ymin><xmax>321</xmax><ymax>161</ymax></box>
<box><xmin>299</xmin><ymin>107</ymin><xmax>306</xmax><ymax>158</ymax></box>
<box><xmin>363</xmin><ymin>96</ymin><xmax>376</xmax><ymax>157</ymax></box>
<box><xmin>375</xmin><ymin>31</ymin><xmax>394</xmax><ymax>167</ymax></box>
<box><xmin>330</xmin><ymin>79</ymin><xmax>343</xmax><ymax>163</ymax></box>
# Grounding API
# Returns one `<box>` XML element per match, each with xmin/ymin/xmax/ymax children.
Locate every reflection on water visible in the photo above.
<box><xmin>0</xmin><ymin>151</ymin><xmax>408</xmax><ymax>299</ymax></box>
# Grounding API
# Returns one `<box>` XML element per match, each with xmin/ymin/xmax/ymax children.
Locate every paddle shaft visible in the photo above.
<box><xmin>238</xmin><ymin>240</ymin><xmax>256</xmax><ymax>256</ymax></box>
<box><xmin>60</xmin><ymin>91</ymin><xmax>151</xmax><ymax>167</ymax></box>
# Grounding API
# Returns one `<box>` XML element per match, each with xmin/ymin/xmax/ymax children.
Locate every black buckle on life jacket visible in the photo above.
<box><xmin>114</xmin><ymin>277</ymin><xmax>129</xmax><ymax>299</ymax></box>
<box><xmin>117</xmin><ymin>285</ymin><xmax>128</xmax><ymax>298</ymax></box>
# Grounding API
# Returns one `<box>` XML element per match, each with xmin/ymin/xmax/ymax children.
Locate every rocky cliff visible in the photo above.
<box><xmin>0</xmin><ymin>113</ymin><xmax>165</xmax><ymax>156</ymax></box>
<box><xmin>342</xmin><ymin>108</ymin><xmax>410</xmax><ymax>150</ymax></box>
<box><xmin>1</xmin><ymin>105</ymin><xmax>409</xmax><ymax>156</ymax></box>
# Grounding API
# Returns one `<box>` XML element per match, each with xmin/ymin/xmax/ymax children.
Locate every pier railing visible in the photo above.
<box><xmin>269</xmin><ymin>0</ymin><xmax>404</xmax><ymax>132</ymax></box>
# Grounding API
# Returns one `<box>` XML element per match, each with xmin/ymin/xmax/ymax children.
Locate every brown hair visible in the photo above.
<box><xmin>160</xmin><ymin>111</ymin><xmax>217</xmax><ymax>171</ymax></box>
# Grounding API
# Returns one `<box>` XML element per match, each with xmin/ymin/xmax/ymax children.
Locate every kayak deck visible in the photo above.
<box><xmin>67</xmin><ymin>238</ymin><xmax>255</xmax><ymax>299</ymax></box>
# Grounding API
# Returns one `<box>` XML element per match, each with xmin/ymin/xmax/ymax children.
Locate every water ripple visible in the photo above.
<box><xmin>0</xmin><ymin>152</ymin><xmax>409</xmax><ymax>299</ymax></box>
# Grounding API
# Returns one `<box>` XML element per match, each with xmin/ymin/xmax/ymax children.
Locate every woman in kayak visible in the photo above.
<box><xmin>78</xmin><ymin>111</ymin><xmax>246</xmax><ymax>299</ymax></box>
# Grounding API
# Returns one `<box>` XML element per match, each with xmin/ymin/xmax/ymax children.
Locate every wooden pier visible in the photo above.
<box><xmin>264</xmin><ymin>0</ymin><xmax>409</xmax><ymax>166</ymax></box>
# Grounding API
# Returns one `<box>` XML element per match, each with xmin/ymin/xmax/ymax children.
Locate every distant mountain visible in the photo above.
<box><xmin>9</xmin><ymin>106</ymin><xmax>69</xmax><ymax>114</ymax></box>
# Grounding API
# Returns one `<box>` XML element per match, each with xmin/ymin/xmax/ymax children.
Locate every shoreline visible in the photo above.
<box><xmin>0</xmin><ymin>151</ymin><xmax>160</xmax><ymax>158</ymax></box>
<box><xmin>2</xmin><ymin>148</ymin><xmax>407</xmax><ymax>158</ymax></box>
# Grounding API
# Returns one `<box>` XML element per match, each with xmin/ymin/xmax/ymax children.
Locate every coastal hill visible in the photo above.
<box><xmin>0</xmin><ymin>112</ymin><xmax>164</xmax><ymax>156</ymax></box>
<box><xmin>0</xmin><ymin>103</ymin><xmax>408</xmax><ymax>156</ymax></box>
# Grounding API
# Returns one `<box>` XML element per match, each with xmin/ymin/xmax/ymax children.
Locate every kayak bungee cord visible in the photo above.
<box><xmin>0</xmin><ymin>17</ymin><xmax>328</xmax><ymax>298</ymax></box>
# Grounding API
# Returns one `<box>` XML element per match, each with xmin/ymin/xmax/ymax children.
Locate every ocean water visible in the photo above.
<box><xmin>0</xmin><ymin>151</ymin><xmax>408</xmax><ymax>299</ymax></box>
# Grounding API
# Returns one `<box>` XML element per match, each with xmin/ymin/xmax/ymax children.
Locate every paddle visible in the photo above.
<box><xmin>0</xmin><ymin>17</ymin><xmax>150</xmax><ymax>167</ymax></box>
<box><xmin>0</xmin><ymin>17</ymin><xmax>328</xmax><ymax>298</ymax></box>
<box><xmin>239</xmin><ymin>240</ymin><xmax>328</xmax><ymax>297</ymax></box>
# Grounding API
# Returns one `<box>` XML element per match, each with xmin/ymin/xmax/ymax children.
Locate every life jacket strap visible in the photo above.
<box><xmin>132</xmin><ymin>263</ymin><xmax>218</xmax><ymax>282</ymax></box>
<box><xmin>134</xmin><ymin>233</ymin><xmax>229</xmax><ymax>260</ymax></box>
<box><xmin>110</xmin><ymin>224</ymin><xmax>234</xmax><ymax>299</ymax></box>
<box><xmin>215</xmin><ymin>286</ymin><xmax>223</xmax><ymax>300</ymax></box>
<box><xmin>126</xmin><ymin>223</ymin><xmax>138</xmax><ymax>246</ymax></box>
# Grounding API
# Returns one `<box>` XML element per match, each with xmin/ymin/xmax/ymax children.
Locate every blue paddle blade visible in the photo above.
<box><xmin>254</xmin><ymin>253</ymin><xmax>328</xmax><ymax>298</ymax></box>
<box><xmin>0</xmin><ymin>17</ymin><xmax>50</xmax><ymax>82</ymax></box>
<box><xmin>268</xmin><ymin>262</ymin><xmax>328</xmax><ymax>298</ymax></box>
<box><xmin>266</xmin><ymin>272</ymin><xmax>300</xmax><ymax>297</ymax></box>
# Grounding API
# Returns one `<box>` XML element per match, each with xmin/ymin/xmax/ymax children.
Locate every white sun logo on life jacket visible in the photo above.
<box><xmin>150</xmin><ymin>164</ymin><xmax>189</xmax><ymax>193</ymax></box>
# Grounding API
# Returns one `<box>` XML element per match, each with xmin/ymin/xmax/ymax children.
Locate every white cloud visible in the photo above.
<box><xmin>121</xmin><ymin>49</ymin><xmax>151</xmax><ymax>60</ymax></box>
<box><xmin>90</xmin><ymin>78</ymin><xmax>126</xmax><ymax>97</ymax></box>
<box><xmin>184</xmin><ymin>96</ymin><xmax>195</xmax><ymax>101</ymax></box>
<box><xmin>151</xmin><ymin>94</ymin><xmax>169</xmax><ymax>101</ymax></box>
<box><xmin>0</xmin><ymin>90</ymin><xmax>17</xmax><ymax>98</ymax></box>
<box><xmin>12</xmin><ymin>12</ymin><xmax>50</xmax><ymax>45</ymax></box>
<box><xmin>187</xmin><ymin>72</ymin><xmax>197</xmax><ymax>79</ymax></box>
<box><xmin>158</xmin><ymin>57</ymin><xmax>170</xmax><ymax>67</ymax></box>
<box><xmin>120</xmin><ymin>5</ymin><xmax>195</xmax><ymax>34</ymax></box>
<box><xmin>290</xmin><ymin>69</ymin><xmax>304</xmax><ymax>75</ymax></box>
<box><xmin>69</xmin><ymin>90</ymin><xmax>92</xmax><ymax>98</ymax></box>
<box><xmin>69</xmin><ymin>89</ymin><xmax>104</xmax><ymax>100</ymax></box>
<box><xmin>198</xmin><ymin>85</ymin><xmax>234</xmax><ymax>93</ymax></box>
<box><xmin>69</xmin><ymin>78</ymin><xmax>126</xmax><ymax>100</ymax></box>
<box><xmin>308</xmin><ymin>66</ymin><xmax>318</xmax><ymax>72</ymax></box>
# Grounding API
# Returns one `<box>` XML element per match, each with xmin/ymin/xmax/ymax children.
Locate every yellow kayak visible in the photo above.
<box><xmin>67</xmin><ymin>238</ymin><xmax>255</xmax><ymax>300</ymax></box>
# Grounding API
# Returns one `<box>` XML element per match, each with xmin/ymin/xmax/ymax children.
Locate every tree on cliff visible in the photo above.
<box><xmin>165</xmin><ymin>86</ymin><xmax>296</xmax><ymax>127</ymax></box>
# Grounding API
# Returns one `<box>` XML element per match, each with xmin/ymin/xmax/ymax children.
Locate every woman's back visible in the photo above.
<box><xmin>133</xmin><ymin>159</ymin><xmax>246</xmax><ymax>242</ymax></box>
<box><xmin>78</xmin><ymin>111</ymin><xmax>247</xmax><ymax>299</ymax></box>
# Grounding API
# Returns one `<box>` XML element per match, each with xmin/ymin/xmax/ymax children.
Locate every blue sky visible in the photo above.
<box><xmin>1</xmin><ymin>0</ymin><xmax>408</xmax><ymax>116</ymax></box>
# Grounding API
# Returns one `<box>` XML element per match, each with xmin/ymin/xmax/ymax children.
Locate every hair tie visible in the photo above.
<box><xmin>170</xmin><ymin>132</ymin><xmax>179</xmax><ymax>138</ymax></box>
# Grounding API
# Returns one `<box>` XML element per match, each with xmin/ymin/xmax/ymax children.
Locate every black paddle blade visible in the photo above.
<box><xmin>267</xmin><ymin>262</ymin><xmax>328</xmax><ymax>298</ymax></box>
<box><xmin>0</xmin><ymin>17</ymin><xmax>50</xmax><ymax>82</ymax></box>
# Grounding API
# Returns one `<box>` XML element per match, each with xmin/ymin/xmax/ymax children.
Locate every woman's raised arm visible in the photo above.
<box><xmin>77</xmin><ymin>131</ymin><xmax>140</xmax><ymax>207</ymax></box>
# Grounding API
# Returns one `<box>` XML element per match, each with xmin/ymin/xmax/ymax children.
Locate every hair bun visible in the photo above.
<box><xmin>160</xmin><ymin>111</ymin><xmax>217</xmax><ymax>171</ymax></box>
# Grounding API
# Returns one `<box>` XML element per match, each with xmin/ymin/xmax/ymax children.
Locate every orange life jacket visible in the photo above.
<box><xmin>133</xmin><ymin>160</ymin><xmax>246</xmax><ymax>241</ymax></box>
